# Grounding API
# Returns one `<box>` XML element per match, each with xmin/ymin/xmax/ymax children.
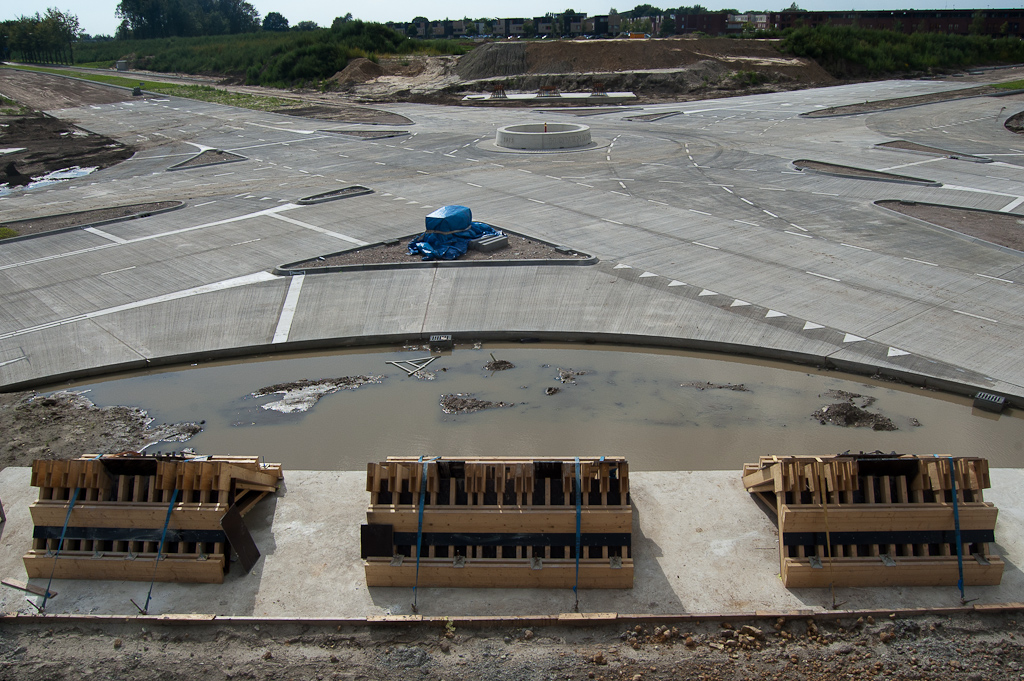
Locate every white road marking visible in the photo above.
<box><xmin>668</xmin><ymin>280</ymin><xmax>685</xmax><ymax>287</ymax></box>
<box><xmin>763</xmin><ymin>210</ymin><xmax>779</xmax><ymax>218</ymax></box>
<box><xmin>803</xmin><ymin>321</ymin><xmax>824</xmax><ymax>330</ymax></box>
<box><xmin>976</xmin><ymin>273</ymin><xmax>1014</xmax><ymax>284</ymax></box>
<box><xmin>740</xmin><ymin>198</ymin><xmax>754</xmax><ymax>205</ymax></box>
<box><xmin>698</xmin><ymin>289</ymin><xmax>717</xmax><ymax>296</ymax></box>
<box><xmin>806</xmin><ymin>271</ymin><xmax>839</xmax><ymax>281</ymax></box>
<box><xmin>467</xmin><ymin>182</ymin><xmax>482</xmax><ymax>187</ymax></box>
<box><xmin>0</xmin><ymin>356</ymin><xmax>26</xmax><ymax>367</ymax></box>
<box><xmin>954</xmin><ymin>310</ymin><xmax>998</xmax><ymax>323</ymax></box>
<box><xmin>722</xmin><ymin>187</ymin><xmax>734</xmax><ymax>194</ymax></box>
<box><xmin>692</xmin><ymin>242</ymin><xmax>719</xmax><ymax>250</ymax></box>
<box><xmin>266</xmin><ymin>212</ymin><xmax>368</xmax><ymax>245</ymax></box>
<box><xmin>688</xmin><ymin>209</ymin><xmax>711</xmax><ymax>216</ymax></box>
<box><xmin>841</xmin><ymin>243</ymin><xmax>871</xmax><ymax>251</ymax></box>
<box><xmin>735</xmin><ymin>220</ymin><xmax>759</xmax><ymax>226</ymax></box>
<box><xmin>765</xmin><ymin>310</ymin><xmax>786</xmax><ymax>318</ymax></box>
<box><xmin>101</xmin><ymin>266</ymin><xmax>136</xmax><ymax>276</ymax></box>
<box><xmin>528</xmin><ymin>198</ymin><xmax>546</xmax><ymax>204</ymax></box>
<box><xmin>84</xmin><ymin>227</ymin><xmax>128</xmax><ymax>244</ymax></box>
<box><xmin>604</xmin><ymin>219</ymin><xmax>624</xmax><ymax>225</ymax></box>
<box><xmin>273</xmin><ymin>275</ymin><xmax>305</xmax><ymax>343</ymax></box>
<box><xmin>730</xmin><ymin>300</ymin><xmax>750</xmax><ymax>307</ymax></box>
<box><xmin>875</xmin><ymin>157</ymin><xmax>944</xmax><ymax>172</ymax></box>
<box><xmin>0</xmin><ymin>271</ymin><xmax>279</xmax><ymax>341</ymax></box>
<box><xmin>888</xmin><ymin>347</ymin><xmax>910</xmax><ymax>357</ymax></box>
<box><xmin>639</xmin><ymin>272</ymin><xmax>657</xmax><ymax>278</ymax></box>
<box><xmin>904</xmin><ymin>257</ymin><xmax>938</xmax><ymax>267</ymax></box>
<box><xmin>614</xmin><ymin>263</ymin><xmax>632</xmax><ymax>269</ymax></box>
<box><xmin>999</xmin><ymin>196</ymin><xmax>1024</xmax><ymax>212</ymax></box>
<box><xmin>786</xmin><ymin>231</ymin><xmax>812</xmax><ymax>238</ymax></box>
<box><xmin>843</xmin><ymin>333</ymin><xmax>866</xmax><ymax>343</ymax></box>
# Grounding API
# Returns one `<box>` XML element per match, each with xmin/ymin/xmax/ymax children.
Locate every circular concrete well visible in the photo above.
<box><xmin>496</xmin><ymin>123</ymin><xmax>592</xmax><ymax>150</ymax></box>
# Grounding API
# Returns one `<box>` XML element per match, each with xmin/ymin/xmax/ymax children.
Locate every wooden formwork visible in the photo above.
<box><xmin>23</xmin><ymin>453</ymin><xmax>282</xmax><ymax>584</ymax></box>
<box><xmin>362</xmin><ymin>456</ymin><xmax>633</xmax><ymax>589</ymax></box>
<box><xmin>742</xmin><ymin>453</ymin><xmax>1003</xmax><ymax>588</ymax></box>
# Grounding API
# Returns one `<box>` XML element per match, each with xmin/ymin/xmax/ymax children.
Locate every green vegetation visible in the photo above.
<box><xmin>779</xmin><ymin>25</ymin><xmax>1024</xmax><ymax>79</ymax></box>
<box><xmin>994</xmin><ymin>79</ymin><xmax>1024</xmax><ymax>90</ymax></box>
<box><xmin>0</xmin><ymin>95</ymin><xmax>31</xmax><ymax>115</ymax></box>
<box><xmin>0</xmin><ymin>228</ymin><xmax>19</xmax><ymax>240</ymax></box>
<box><xmin>70</xmin><ymin>22</ymin><xmax>471</xmax><ymax>87</ymax></box>
<box><xmin>1</xmin><ymin>9</ymin><xmax>81</xmax><ymax>64</ymax></box>
<box><xmin>7</xmin><ymin>65</ymin><xmax>295</xmax><ymax>110</ymax></box>
<box><xmin>114</xmin><ymin>0</ymin><xmax>260</xmax><ymax>39</ymax></box>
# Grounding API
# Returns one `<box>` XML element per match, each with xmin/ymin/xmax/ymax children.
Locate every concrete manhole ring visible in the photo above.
<box><xmin>496</xmin><ymin>123</ymin><xmax>593</xmax><ymax>150</ymax></box>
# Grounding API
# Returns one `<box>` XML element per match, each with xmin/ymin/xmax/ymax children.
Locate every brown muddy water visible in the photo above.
<box><xmin>55</xmin><ymin>343</ymin><xmax>1024</xmax><ymax>471</ymax></box>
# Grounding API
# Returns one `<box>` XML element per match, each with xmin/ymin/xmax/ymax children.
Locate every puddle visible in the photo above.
<box><xmin>51</xmin><ymin>343</ymin><xmax>1024</xmax><ymax>472</ymax></box>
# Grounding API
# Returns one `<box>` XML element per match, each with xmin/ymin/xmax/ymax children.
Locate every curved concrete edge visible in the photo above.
<box><xmin>167</xmin><ymin>153</ymin><xmax>247</xmax><ymax>172</ymax></box>
<box><xmin>316</xmin><ymin>130</ymin><xmax>410</xmax><ymax>139</ymax></box>
<box><xmin>0</xmin><ymin>201</ymin><xmax>186</xmax><ymax>244</ymax></box>
<box><xmin>476</xmin><ymin>138</ymin><xmax>611</xmax><ymax>154</ymax></box>
<box><xmin>296</xmin><ymin>186</ymin><xmax>373</xmax><ymax>205</ymax></box>
<box><xmin>873</xmin><ymin>200</ymin><xmax>1024</xmax><ymax>257</ymax></box>
<box><xmin>8</xmin><ymin>329</ymin><xmax>1021</xmax><ymax>408</ymax></box>
<box><xmin>273</xmin><ymin>229</ymin><xmax>596</xmax><ymax>275</ymax></box>
<box><xmin>797</xmin><ymin>87</ymin><xmax>995</xmax><ymax>119</ymax></box>
<box><xmin>792</xmin><ymin>160</ymin><xmax>942</xmax><ymax>187</ymax></box>
<box><xmin>3</xmin><ymin>602</ymin><xmax>1023</xmax><ymax>626</ymax></box>
<box><xmin>874</xmin><ymin>142</ymin><xmax>992</xmax><ymax>164</ymax></box>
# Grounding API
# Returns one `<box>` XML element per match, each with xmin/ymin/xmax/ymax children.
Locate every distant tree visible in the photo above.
<box><xmin>970</xmin><ymin>11</ymin><xmax>985</xmax><ymax>35</ymax></box>
<box><xmin>292</xmin><ymin>20</ymin><xmax>319</xmax><ymax>31</ymax></box>
<box><xmin>263</xmin><ymin>11</ymin><xmax>289</xmax><ymax>31</ymax></box>
<box><xmin>627</xmin><ymin>4</ymin><xmax>663</xmax><ymax>18</ymax></box>
<box><xmin>523</xmin><ymin>19</ymin><xmax>536</xmax><ymax>38</ymax></box>
<box><xmin>784</xmin><ymin>2</ymin><xmax>804</xmax><ymax>11</ymax></box>
<box><xmin>116</xmin><ymin>0</ymin><xmax>259</xmax><ymax>38</ymax></box>
<box><xmin>331</xmin><ymin>13</ymin><xmax>353</xmax><ymax>30</ymax></box>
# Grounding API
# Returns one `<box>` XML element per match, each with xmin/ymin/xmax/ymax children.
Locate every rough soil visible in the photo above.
<box><xmin>0</xmin><ymin>390</ymin><xmax>201</xmax><ymax>470</ymax></box>
<box><xmin>793</xmin><ymin>160</ymin><xmax>933</xmax><ymax>183</ymax></box>
<box><xmin>813</xmin><ymin>403</ymin><xmax>898</xmax><ymax>431</ymax></box>
<box><xmin>0</xmin><ymin>201</ymin><xmax>180</xmax><ymax>238</ymax></box>
<box><xmin>1007</xmin><ymin>110</ymin><xmax>1024</xmax><ymax>133</ymax></box>
<box><xmin>877</xmin><ymin>200</ymin><xmax>1024</xmax><ymax>252</ymax></box>
<box><xmin>803</xmin><ymin>85</ymin><xmax>1001</xmax><ymax>117</ymax></box>
<box><xmin>288</xmin><ymin>234</ymin><xmax>588</xmax><ymax>268</ymax></box>
<box><xmin>2</xmin><ymin>612</ymin><xmax>1024</xmax><ymax>680</ymax></box>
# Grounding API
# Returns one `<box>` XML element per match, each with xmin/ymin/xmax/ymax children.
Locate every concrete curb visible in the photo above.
<box><xmin>0</xmin><ymin>201</ymin><xmax>186</xmax><ymax>244</ymax></box>
<box><xmin>6</xmin><ymin>328</ymin><xmax>1020</xmax><ymax>406</ymax></box>
<box><xmin>791</xmin><ymin>160</ymin><xmax>941</xmax><ymax>187</ymax></box>
<box><xmin>873</xmin><ymin>200</ymin><xmax>1024</xmax><ymax>257</ymax></box>
<box><xmin>798</xmin><ymin>86</ymin><xmax>997</xmax><ymax>119</ymax></box>
<box><xmin>873</xmin><ymin>142</ymin><xmax>992</xmax><ymax>164</ymax></box>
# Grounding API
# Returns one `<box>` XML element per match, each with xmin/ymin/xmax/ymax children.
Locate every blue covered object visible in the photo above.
<box><xmin>407</xmin><ymin>205</ymin><xmax>502</xmax><ymax>261</ymax></box>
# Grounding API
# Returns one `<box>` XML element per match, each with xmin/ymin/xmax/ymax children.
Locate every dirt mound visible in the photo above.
<box><xmin>331</xmin><ymin>57</ymin><xmax>386</xmax><ymax>84</ymax></box>
<box><xmin>813</xmin><ymin>402</ymin><xmax>897</xmax><ymax>431</ymax></box>
<box><xmin>457</xmin><ymin>38</ymin><xmax>832</xmax><ymax>84</ymax></box>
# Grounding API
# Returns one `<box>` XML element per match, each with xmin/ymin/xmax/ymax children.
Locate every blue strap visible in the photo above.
<box><xmin>573</xmin><ymin>457</ymin><xmax>582</xmax><ymax>607</ymax></box>
<box><xmin>143</xmin><ymin>488</ymin><xmax>179</xmax><ymax>614</ymax></box>
<box><xmin>413</xmin><ymin>457</ymin><xmax>429</xmax><ymax>610</ymax></box>
<box><xmin>949</xmin><ymin>457</ymin><xmax>966</xmax><ymax>600</ymax></box>
<box><xmin>42</xmin><ymin>487</ymin><xmax>80</xmax><ymax>609</ymax></box>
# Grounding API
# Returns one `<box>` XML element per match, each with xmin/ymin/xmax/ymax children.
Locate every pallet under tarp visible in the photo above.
<box><xmin>362</xmin><ymin>456</ymin><xmax>633</xmax><ymax>589</ymax></box>
<box><xmin>743</xmin><ymin>453</ymin><xmax>1003</xmax><ymax>588</ymax></box>
<box><xmin>23</xmin><ymin>452</ymin><xmax>283</xmax><ymax>584</ymax></box>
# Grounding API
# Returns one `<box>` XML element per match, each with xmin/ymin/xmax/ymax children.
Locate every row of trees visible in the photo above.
<box><xmin>0</xmin><ymin>10</ymin><xmax>81</xmax><ymax>64</ymax></box>
<box><xmin>114</xmin><ymin>0</ymin><xmax>261</xmax><ymax>39</ymax></box>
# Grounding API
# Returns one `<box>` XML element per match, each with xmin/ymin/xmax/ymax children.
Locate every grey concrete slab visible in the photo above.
<box><xmin>3</xmin><ymin>467</ymin><xmax>1022</xmax><ymax>617</ymax></box>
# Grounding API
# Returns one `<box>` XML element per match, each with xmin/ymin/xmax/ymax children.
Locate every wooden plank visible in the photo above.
<box><xmin>2</xmin><ymin>578</ymin><xmax>56</xmax><ymax>598</ymax></box>
<box><xmin>23</xmin><ymin>553</ymin><xmax>226</xmax><ymax>583</ymax></box>
<box><xmin>364</xmin><ymin>559</ymin><xmax>633</xmax><ymax>589</ymax></box>
<box><xmin>30</xmin><ymin>501</ymin><xmax>231</xmax><ymax>530</ymax></box>
<box><xmin>782</xmin><ymin>556</ymin><xmax>1004</xmax><ymax>588</ymax></box>
<box><xmin>780</xmin><ymin>504</ymin><xmax>998</xmax><ymax>533</ymax></box>
<box><xmin>366</xmin><ymin>508</ymin><xmax>632</xmax><ymax>534</ymax></box>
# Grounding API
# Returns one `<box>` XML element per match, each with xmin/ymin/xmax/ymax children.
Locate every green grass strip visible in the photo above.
<box><xmin>4</xmin><ymin>64</ymin><xmax>296</xmax><ymax>111</ymax></box>
<box><xmin>993</xmin><ymin>79</ymin><xmax>1024</xmax><ymax>90</ymax></box>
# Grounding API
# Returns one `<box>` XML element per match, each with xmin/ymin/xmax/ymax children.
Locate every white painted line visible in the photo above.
<box><xmin>875</xmin><ymin>157</ymin><xmax>944</xmax><ymax>172</ymax></box>
<box><xmin>467</xmin><ymin>182</ymin><xmax>482</xmax><ymax>187</ymax></box>
<box><xmin>976</xmin><ymin>273</ymin><xmax>1014</xmax><ymax>284</ymax></box>
<box><xmin>232</xmin><ymin>239</ymin><xmax>261</xmax><ymax>246</ymax></box>
<box><xmin>84</xmin><ymin>227</ymin><xmax>128</xmax><ymax>244</ymax></box>
<box><xmin>903</xmin><ymin>257</ymin><xmax>938</xmax><ymax>267</ymax></box>
<box><xmin>639</xmin><ymin>272</ymin><xmax>658</xmax><ymax>278</ymax></box>
<box><xmin>763</xmin><ymin>210</ymin><xmax>779</xmax><ymax>218</ymax></box>
<box><xmin>803</xmin><ymin>321</ymin><xmax>824</xmax><ymax>330</ymax></box>
<box><xmin>735</xmin><ymin>220</ymin><xmax>759</xmax><ymax>226</ymax></box>
<box><xmin>698</xmin><ymin>289</ymin><xmax>717</xmax><ymax>296</ymax></box>
<box><xmin>0</xmin><ymin>356</ymin><xmax>26</xmax><ymax>368</ymax></box>
<box><xmin>577</xmin><ymin>183</ymin><xmax>594</xmax><ymax>188</ymax></box>
<box><xmin>548</xmin><ymin>176</ymin><xmax>561</xmax><ymax>180</ymax></box>
<box><xmin>273</xmin><ymin>274</ymin><xmax>305</xmax><ymax>343</ymax></box>
<box><xmin>692</xmin><ymin>242</ymin><xmax>719</xmax><ymax>250</ymax></box>
<box><xmin>614</xmin><ymin>263</ymin><xmax>632</xmax><ymax>269</ymax></box>
<box><xmin>611</xmin><ymin>191</ymin><xmax>630</xmax><ymax>197</ymax></box>
<box><xmin>417</xmin><ymin>170</ymin><xmax>430</xmax><ymax>175</ymax></box>
<box><xmin>787</xmin><ymin>231</ymin><xmax>814</xmax><ymax>240</ymax></box>
<box><xmin>730</xmin><ymin>300</ymin><xmax>750</xmax><ymax>307</ymax></box>
<box><xmin>806</xmin><ymin>271</ymin><xmax>840</xmax><ymax>281</ymax></box>
<box><xmin>954</xmin><ymin>310</ymin><xmax>999</xmax><ymax>323</ymax></box>
<box><xmin>887</xmin><ymin>347</ymin><xmax>910</xmax><ymax>358</ymax></box>
<box><xmin>740</xmin><ymin>198</ymin><xmax>754</xmax><ymax>205</ymax></box>
<box><xmin>0</xmin><ymin>271</ymin><xmax>279</xmax><ymax>341</ymax></box>
<box><xmin>668</xmin><ymin>280</ymin><xmax>685</xmax><ymax>287</ymax></box>
<box><xmin>841</xmin><ymin>243</ymin><xmax>871</xmax><ymax>251</ymax></box>
<box><xmin>648</xmin><ymin>199</ymin><xmax>668</xmax><ymax>205</ymax></box>
<box><xmin>722</xmin><ymin>187</ymin><xmax>734</xmax><ymax>194</ymax></box>
<box><xmin>194</xmin><ymin>200</ymin><xmax>217</xmax><ymax>207</ymax></box>
<box><xmin>813</xmin><ymin>192</ymin><xmax>839</xmax><ymax>196</ymax></box>
<box><xmin>266</xmin><ymin>212</ymin><xmax>368</xmax><ymax>245</ymax></box>
<box><xmin>618</xmin><ymin>181</ymin><xmax>628</xmax><ymax>189</ymax></box>
<box><xmin>528</xmin><ymin>198</ymin><xmax>546</xmax><ymax>204</ymax></box>
<box><xmin>842</xmin><ymin>333</ymin><xmax>866</xmax><ymax>343</ymax></box>
<box><xmin>101</xmin><ymin>266</ymin><xmax>136</xmax><ymax>276</ymax></box>
<box><xmin>688</xmin><ymin>209</ymin><xmax>711</xmax><ymax>216</ymax></box>
<box><xmin>999</xmin><ymin>196</ymin><xmax>1024</xmax><ymax>212</ymax></box>
<box><xmin>765</xmin><ymin>310</ymin><xmax>786</xmax><ymax>318</ymax></box>
<box><xmin>518</xmin><ymin>169</ymin><xmax>533</xmax><ymax>173</ymax></box>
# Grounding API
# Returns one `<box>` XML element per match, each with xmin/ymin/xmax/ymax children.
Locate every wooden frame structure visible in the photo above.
<box><xmin>24</xmin><ymin>453</ymin><xmax>283</xmax><ymax>584</ymax></box>
<box><xmin>743</xmin><ymin>453</ymin><xmax>1003</xmax><ymax>588</ymax></box>
<box><xmin>362</xmin><ymin>456</ymin><xmax>632</xmax><ymax>589</ymax></box>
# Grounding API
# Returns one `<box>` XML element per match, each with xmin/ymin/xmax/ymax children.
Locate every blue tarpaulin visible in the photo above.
<box><xmin>407</xmin><ymin>205</ymin><xmax>502</xmax><ymax>261</ymax></box>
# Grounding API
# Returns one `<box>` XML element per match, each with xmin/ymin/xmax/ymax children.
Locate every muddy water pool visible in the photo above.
<box><xmin>57</xmin><ymin>343</ymin><xmax>1024</xmax><ymax>471</ymax></box>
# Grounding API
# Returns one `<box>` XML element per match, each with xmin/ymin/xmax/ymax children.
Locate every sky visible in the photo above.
<box><xmin>3</xmin><ymin>1</ymin><xmax>1010</xmax><ymax>38</ymax></box>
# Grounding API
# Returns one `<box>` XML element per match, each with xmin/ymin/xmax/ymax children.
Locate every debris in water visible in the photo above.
<box><xmin>823</xmin><ymin>389</ymin><xmax>876</xmax><ymax>408</ymax></box>
<box><xmin>440</xmin><ymin>393</ymin><xmax>513</xmax><ymax>414</ymax></box>
<box><xmin>253</xmin><ymin>375</ymin><xmax>384</xmax><ymax>413</ymax></box>
<box><xmin>544</xmin><ymin>386</ymin><xmax>560</xmax><ymax>396</ymax></box>
<box><xmin>681</xmin><ymin>381</ymin><xmax>750</xmax><ymax>392</ymax></box>
<box><xmin>556</xmin><ymin>368</ymin><xmax>587</xmax><ymax>384</ymax></box>
<box><xmin>484</xmin><ymin>358</ymin><xmax>515</xmax><ymax>371</ymax></box>
<box><xmin>813</xmin><ymin>402</ymin><xmax>897</xmax><ymax>431</ymax></box>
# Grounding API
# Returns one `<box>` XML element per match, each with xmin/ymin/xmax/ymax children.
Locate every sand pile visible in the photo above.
<box><xmin>331</xmin><ymin>57</ymin><xmax>386</xmax><ymax>84</ymax></box>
